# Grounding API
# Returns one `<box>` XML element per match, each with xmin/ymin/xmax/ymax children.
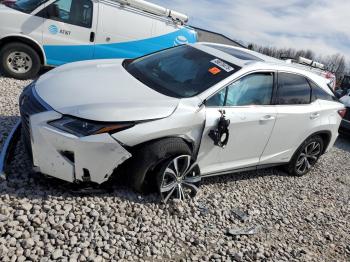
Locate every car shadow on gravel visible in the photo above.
<box><xmin>0</xmin><ymin>116</ymin><xmax>21</xmax><ymax>146</ymax></box>
<box><xmin>201</xmin><ymin>167</ymin><xmax>290</xmax><ymax>187</ymax></box>
<box><xmin>0</xmin><ymin>67</ymin><xmax>52</xmax><ymax>79</ymax></box>
<box><xmin>335</xmin><ymin>134</ymin><xmax>350</xmax><ymax>153</ymax></box>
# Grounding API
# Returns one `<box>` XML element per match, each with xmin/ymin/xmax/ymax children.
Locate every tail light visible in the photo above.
<box><xmin>338</xmin><ymin>108</ymin><xmax>347</xmax><ymax>118</ymax></box>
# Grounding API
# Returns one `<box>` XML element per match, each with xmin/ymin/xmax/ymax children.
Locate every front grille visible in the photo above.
<box><xmin>19</xmin><ymin>83</ymin><xmax>48</xmax><ymax>157</ymax></box>
<box><xmin>345</xmin><ymin>107</ymin><xmax>350</xmax><ymax>121</ymax></box>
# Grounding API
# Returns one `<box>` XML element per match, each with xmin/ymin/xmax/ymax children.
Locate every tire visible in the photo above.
<box><xmin>126</xmin><ymin>138</ymin><xmax>193</xmax><ymax>193</ymax></box>
<box><xmin>287</xmin><ymin>135</ymin><xmax>324</xmax><ymax>176</ymax></box>
<box><xmin>0</xmin><ymin>42</ymin><xmax>41</xmax><ymax>80</ymax></box>
<box><xmin>156</xmin><ymin>155</ymin><xmax>201</xmax><ymax>203</ymax></box>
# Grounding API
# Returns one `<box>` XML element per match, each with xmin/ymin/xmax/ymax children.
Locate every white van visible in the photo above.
<box><xmin>0</xmin><ymin>0</ymin><xmax>197</xmax><ymax>79</ymax></box>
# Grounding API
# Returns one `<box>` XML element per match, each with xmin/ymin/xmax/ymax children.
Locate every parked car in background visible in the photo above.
<box><xmin>0</xmin><ymin>0</ymin><xmax>197</xmax><ymax>79</ymax></box>
<box><xmin>339</xmin><ymin>91</ymin><xmax>350</xmax><ymax>134</ymax></box>
<box><xmin>335</xmin><ymin>75</ymin><xmax>350</xmax><ymax>99</ymax></box>
<box><xmin>1</xmin><ymin>43</ymin><xmax>345</xmax><ymax>202</ymax></box>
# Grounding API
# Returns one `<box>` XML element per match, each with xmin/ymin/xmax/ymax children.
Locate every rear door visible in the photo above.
<box><xmin>260</xmin><ymin>72</ymin><xmax>321</xmax><ymax>165</ymax></box>
<box><xmin>38</xmin><ymin>0</ymin><xmax>97</xmax><ymax>66</ymax></box>
<box><xmin>198</xmin><ymin>72</ymin><xmax>277</xmax><ymax>175</ymax></box>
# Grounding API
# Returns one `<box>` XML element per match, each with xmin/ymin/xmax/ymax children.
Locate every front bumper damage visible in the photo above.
<box><xmin>29</xmin><ymin>111</ymin><xmax>132</xmax><ymax>184</ymax></box>
<box><xmin>0</xmin><ymin>120</ymin><xmax>22</xmax><ymax>180</ymax></box>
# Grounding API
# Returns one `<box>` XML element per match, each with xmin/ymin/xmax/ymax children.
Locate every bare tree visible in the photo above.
<box><xmin>248</xmin><ymin>43</ymin><xmax>348</xmax><ymax>80</ymax></box>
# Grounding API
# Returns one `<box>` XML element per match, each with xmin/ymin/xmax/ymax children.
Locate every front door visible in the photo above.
<box><xmin>38</xmin><ymin>0</ymin><xmax>97</xmax><ymax>66</ymax></box>
<box><xmin>197</xmin><ymin>72</ymin><xmax>277</xmax><ymax>175</ymax></box>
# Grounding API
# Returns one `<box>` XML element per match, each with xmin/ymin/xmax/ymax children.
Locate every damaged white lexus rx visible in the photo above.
<box><xmin>1</xmin><ymin>43</ymin><xmax>346</xmax><ymax>202</ymax></box>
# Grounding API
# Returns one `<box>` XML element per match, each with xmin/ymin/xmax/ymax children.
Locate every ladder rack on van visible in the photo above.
<box><xmin>106</xmin><ymin>0</ymin><xmax>189</xmax><ymax>23</ymax></box>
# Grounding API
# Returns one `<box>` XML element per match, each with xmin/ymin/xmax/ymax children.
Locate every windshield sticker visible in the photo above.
<box><xmin>211</xmin><ymin>59</ymin><xmax>234</xmax><ymax>72</ymax></box>
<box><xmin>209</xmin><ymin>67</ymin><xmax>221</xmax><ymax>75</ymax></box>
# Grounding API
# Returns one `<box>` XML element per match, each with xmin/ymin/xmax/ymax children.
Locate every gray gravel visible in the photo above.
<box><xmin>0</xmin><ymin>76</ymin><xmax>350</xmax><ymax>261</ymax></box>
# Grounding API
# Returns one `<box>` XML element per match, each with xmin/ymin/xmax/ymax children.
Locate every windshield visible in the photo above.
<box><xmin>6</xmin><ymin>0</ymin><xmax>47</xmax><ymax>13</ymax></box>
<box><xmin>124</xmin><ymin>45</ymin><xmax>240</xmax><ymax>98</ymax></box>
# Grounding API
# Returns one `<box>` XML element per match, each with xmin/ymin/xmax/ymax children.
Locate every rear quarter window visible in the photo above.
<box><xmin>310</xmin><ymin>81</ymin><xmax>337</xmax><ymax>102</ymax></box>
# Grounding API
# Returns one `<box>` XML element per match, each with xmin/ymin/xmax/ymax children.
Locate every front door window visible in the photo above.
<box><xmin>38</xmin><ymin>0</ymin><xmax>93</xmax><ymax>28</ymax></box>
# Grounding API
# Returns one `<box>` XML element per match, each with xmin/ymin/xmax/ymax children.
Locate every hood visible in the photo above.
<box><xmin>35</xmin><ymin>60</ymin><xmax>180</xmax><ymax>122</ymax></box>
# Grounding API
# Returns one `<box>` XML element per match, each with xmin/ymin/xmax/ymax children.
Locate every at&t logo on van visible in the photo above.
<box><xmin>48</xmin><ymin>25</ymin><xmax>71</xmax><ymax>36</ymax></box>
<box><xmin>174</xmin><ymin>36</ymin><xmax>188</xmax><ymax>46</ymax></box>
<box><xmin>48</xmin><ymin>25</ymin><xmax>59</xmax><ymax>35</ymax></box>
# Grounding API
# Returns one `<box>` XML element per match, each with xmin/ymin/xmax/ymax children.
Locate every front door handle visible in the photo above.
<box><xmin>310</xmin><ymin>113</ymin><xmax>320</xmax><ymax>120</ymax></box>
<box><xmin>260</xmin><ymin>115</ymin><xmax>275</xmax><ymax>124</ymax></box>
<box><xmin>90</xmin><ymin>32</ymin><xmax>95</xmax><ymax>42</ymax></box>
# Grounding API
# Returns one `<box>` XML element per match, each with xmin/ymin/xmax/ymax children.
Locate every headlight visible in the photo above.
<box><xmin>49</xmin><ymin>116</ymin><xmax>134</xmax><ymax>137</ymax></box>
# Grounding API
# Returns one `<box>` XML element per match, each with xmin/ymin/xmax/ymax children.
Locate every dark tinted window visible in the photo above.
<box><xmin>277</xmin><ymin>73</ymin><xmax>311</xmax><ymax>105</ymax></box>
<box><xmin>342</xmin><ymin>76</ymin><xmax>350</xmax><ymax>89</ymax></box>
<box><xmin>204</xmin><ymin>44</ymin><xmax>263</xmax><ymax>61</ymax></box>
<box><xmin>7</xmin><ymin>0</ymin><xmax>48</xmax><ymax>13</ymax></box>
<box><xmin>125</xmin><ymin>45</ymin><xmax>240</xmax><ymax>98</ymax></box>
<box><xmin>38</xmin><ymin>0</ymin><xmax>93</xmax><ymax>28</ymax></box>
<box><xmin>206</xmin><ymin>73</ymin><xmax>273</xmax><ymax>107</ymax></box>
<box><xmin>310</xmin><ymin>81</ymin><xmax>337</xmax><ymax>102</ymax></box>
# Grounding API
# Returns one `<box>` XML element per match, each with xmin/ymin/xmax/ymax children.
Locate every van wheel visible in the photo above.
<box><xmin>0</xmin><ymin>42</ymin><xmax>41</xmax><ymax>80</ymax></box>
<box><xmin>287</xmin><ymin>136</ymin><xmax>324</xmax><ymax>176</ymax></box>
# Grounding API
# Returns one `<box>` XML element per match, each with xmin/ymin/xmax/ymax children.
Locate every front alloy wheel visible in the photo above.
<box><xmin>157</xmin><ymin>155</ymin><xmax>201</xmax><ymax>203</ymax></box>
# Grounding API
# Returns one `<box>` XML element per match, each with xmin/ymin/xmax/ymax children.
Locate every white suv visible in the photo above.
<box><xmin>4</xmin><ymin>43</ymin><xmax>345</xmax><ymax>202</ymax></box>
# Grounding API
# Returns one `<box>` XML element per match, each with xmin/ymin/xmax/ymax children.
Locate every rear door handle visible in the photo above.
<box><xmin>310</xmin><ymin>113</ymin><xmax>320</xmax><ymax>119</ymax></box>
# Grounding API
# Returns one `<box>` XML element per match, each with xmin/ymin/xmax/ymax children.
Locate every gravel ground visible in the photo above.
<box><xmin>0</xmin><ymin>76</ymin><xmax>349</xmax><ymax>262</ymax></box>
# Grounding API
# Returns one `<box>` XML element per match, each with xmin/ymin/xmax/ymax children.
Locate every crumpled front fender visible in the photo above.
<box><xmin>30</xmin><ymin>111</ymin><xmax>132</xmax><ymax>184</ymax></box>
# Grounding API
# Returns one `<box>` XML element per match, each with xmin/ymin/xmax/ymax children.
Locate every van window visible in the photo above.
<box><xmin>277</xmin><ymin>73</ymin><xmax>311</xmax><ymax>105</ymax></box>
<box><xmin>7</xmin><ymin>0</ymin><xmax>48</xmax><ymax>13</ymax></box>
<box><xmin>39</xmin><ymin>0</ymin><xmax>93</xmax><ymax>28</ymax></box>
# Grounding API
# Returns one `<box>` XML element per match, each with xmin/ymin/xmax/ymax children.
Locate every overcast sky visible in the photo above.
<box><xmin>152</xmin><ymin>0</ymin><xmax>350</xmax><ymax>62</ymax></box>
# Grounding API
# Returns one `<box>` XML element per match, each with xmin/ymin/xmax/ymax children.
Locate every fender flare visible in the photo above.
<box><xmin>0</xmin><ymin>34</ymin><xmax>47</xmax><ymax>65</ymax></box>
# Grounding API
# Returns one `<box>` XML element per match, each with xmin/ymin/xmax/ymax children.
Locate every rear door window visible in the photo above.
<box><xmin>277</xmin><ymin>73</ymin><xmax>311</xmax><ymax>105</ymax></box>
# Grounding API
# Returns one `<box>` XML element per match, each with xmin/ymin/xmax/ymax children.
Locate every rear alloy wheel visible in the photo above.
<box><xmin>288</xmin><ymin>136</ymin><xmax>324</xmax><ymax>176</ymax></box>
<box><xmin>157</xmin><ymin>155</ymin><xmax>201</xmax><ymax>203</ymax></box>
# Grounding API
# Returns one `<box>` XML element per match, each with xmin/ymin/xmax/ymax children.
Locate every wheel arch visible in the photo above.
<box><xmin>130</xmin><ymin>136</ymin><xmax>196</xmax><ymax>156</ymax></box>
<box><xmin>0</xmin><ymin>35</ymin><xmax>46</xmax><ymax>65</ymax></box>
<box><xmin>305</xmin><ymin>130</ymin><xmax>332</xmax><ymax>154</ymax></box>
<box><xmin>115</xmin><ymin>136</ymin><xmax>197</xmax><ymax>192</ymax></box>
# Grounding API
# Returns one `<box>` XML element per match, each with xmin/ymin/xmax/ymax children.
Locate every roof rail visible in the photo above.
<box><xmin>109</xmin><ymin>0</ymin><xmax>189</xmax><ymax>23</ymax></box>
